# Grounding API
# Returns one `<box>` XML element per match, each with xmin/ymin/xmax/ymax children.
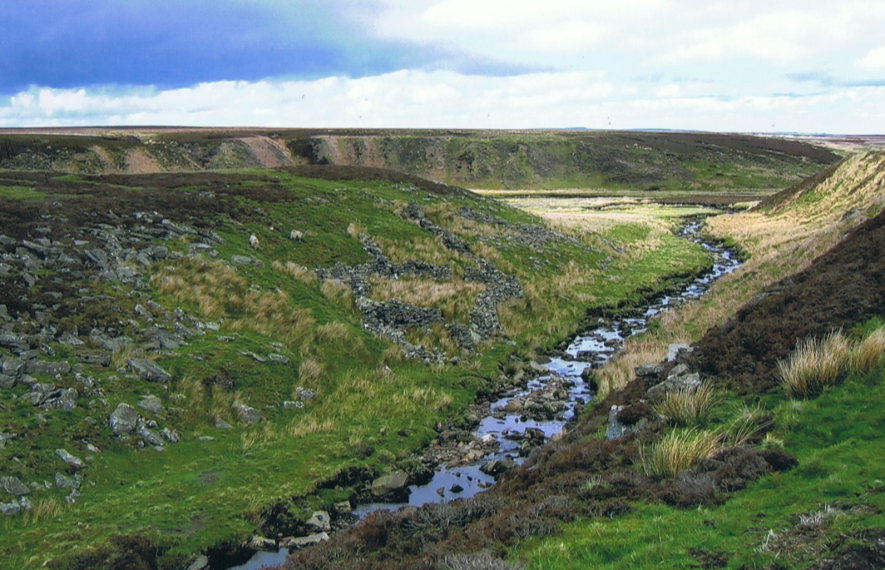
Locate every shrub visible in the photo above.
<box><xmin>641</xmin><ymin>428</ymin><xmax>721</xmax><ymax>478</ymax></box>
<box><xmin>777</xmin><ymin>330</ymin><xmax>851</xmax><ymax>398</ymax></box>
<box><xmin>654</xmin><ymin>382</ymin><xmax>719</xmax><ymax>426</ymax></box>
<box><xmin>723</xmin><ymin>405</ymin><xmax>773</xmax><ymax>447</ymax></box>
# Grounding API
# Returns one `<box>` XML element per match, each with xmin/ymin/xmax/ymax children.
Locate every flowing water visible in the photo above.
<box><xmin>231</xmin><ymin>218</ymin><xmax>741</xmax><ymax>569</ymax></box>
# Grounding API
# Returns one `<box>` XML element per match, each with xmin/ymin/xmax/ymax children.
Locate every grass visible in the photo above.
<box><xmin>640</xmin><ymin>428</ymin><xmax>721</xmax><ymax>478</ymax></box>
<box><xmin>0</xmin><ymin>166</ymin><xmax>723</xmax><ymax>568</ymax></box>
<box><xmin>654</xmin><ymin>382</ymin><xmax>720</xmax><ymax>426</ymax></box>
<box><xmin>0</xmin><ymin>185</ymin><xmax>45</xmax><ymax>199</ymax></box>
<box><xmin>519</xmin><ymin>345</ymin><xmax>885</xmax><ymax>569</ymax></box>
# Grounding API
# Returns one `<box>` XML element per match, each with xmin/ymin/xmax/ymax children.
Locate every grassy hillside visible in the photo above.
<box><xmin>0</xmin><ymin>165</ymin><xmax>714</xmax><ymax>568</ymax></box>
<box><xmin>0</xmin><ymin>129</ymin><xmax>838</xmax><ymax>193</ymax></box>
<box><xmin>279</xmin><ymin>152</ymin><xmax>885</xmax><ymax>569</ymax></box>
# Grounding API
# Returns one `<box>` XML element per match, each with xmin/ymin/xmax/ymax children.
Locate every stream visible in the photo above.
<box><xmin>230</xmin><ymin>218</ymin><xmax>741</xmax><ymax>570</ymax></box>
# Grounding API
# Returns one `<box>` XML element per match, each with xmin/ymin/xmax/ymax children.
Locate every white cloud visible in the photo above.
<box><xmin>2</xmin><ymin>70</ymin><xmax>883</xmax><ymax>133</ymax></box>
<box><xmin>856</xmin><ymin>45</ymin><xmax>885</xmax><ymax>71</ymax></box>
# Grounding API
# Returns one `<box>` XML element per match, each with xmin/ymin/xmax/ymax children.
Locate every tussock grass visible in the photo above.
<box><xmin>641</xmin><ymin>428</ymin><xmax>721</xmax><ymax>478</ymax></box>
<box><xmin>723</xmin><ymin>405</ymin><xmax>773</xmax><ymax>447</ymax></box>
<box><xmin>779</xmin><ymin>326</ymin><xmax>885</xmax><ymax>398</ymax></box>
<box><xmin>320</xmin><ymin>279</ymin><xmax>353</xmax><ymax>309</ymax></box>
<box><xmin>777</xmin><ymin>330</ymin><xmax>851</xmax><ymax>398</ymax></box>
<box><xmin>316</xmin><ymin>322</ymin><xmax>351</xmax><ymax>344</ymax></box>
<box><xmin>273</xmin><ymin>260</ymin><xmax>317</xmax><ymax>285</ymax></box>
<box><xmin>298</xmin><ymin>358</ymin><xmax>325</xmax><ymax>388</ymax></box>
<box><xmin>595</xmin><ymin>339</ymin><xmax>670</xmax><ymax>396</ymax></box>
<box><xmin>850</xmin><ymin>325</ymin><xmax>885</xmax><ymax>373</ymax></box>
<box><xmin>654</xmin><ymin>382</ymin><xmax>719</xmax><ymax>426</ymax></box>
<box><xmin>24</xmin><ymin>499</ymin><xmax>64</xmax><ymax>524</ymax></box>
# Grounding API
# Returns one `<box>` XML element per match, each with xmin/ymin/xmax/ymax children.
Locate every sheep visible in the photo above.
<box><xmin>289</xmin><ymin>229</ymin><xmax>304</xmax><ymax>242</ymax></box>
<box><xmin>249</xmin><ymin>233</ymin><xmax>260</xmax><ymax>248</ymax></box>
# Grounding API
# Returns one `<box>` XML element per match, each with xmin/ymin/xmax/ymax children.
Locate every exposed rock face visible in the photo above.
<box><xmin>606</xmin><ymin>405</ymin><xmax>647</xmax><ymax>440</ymax></box>
<box><xmin>370</xmin><ymin>471</ymin><xmax>410</xmax><ymax>501</ymax></box>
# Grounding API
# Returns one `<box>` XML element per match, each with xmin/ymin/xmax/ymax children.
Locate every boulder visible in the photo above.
<box><xmin>137</xmin><ymin>395</ymin><xmax>163</xmax><ymax>415</ymax></box>
<box><xmin>606</xmin><ymin>405</ymin><xmax>645</xmax><ymax>440</ymax></box>
<box><xmin>56</xmin><ymin>449</ymin><xmax>86</xmax><ymax>470</ymax></box>
<box><xmin>305</xmin><ymin>510</ymin><xmax>331</xmax><ymax>533</ymax></box>
<box><xmin>127</xmin><ymin>359</ymin><xmax>173</xmax><ymax>383</ymax></box>
<box><xmin>25</xmin><ymin>360</ymin><xmax>71</xmax><ymax>376</ymax></box>
<box><xmin>138</xmin><ymin>428</ymin><xmax>165</xmax><ymax>447</ymax></box>
<box><xmin>161</xmin><ymin>427</ymin><xmax>181</xmax><ymax>443</ymax></box>
<box><xmin>0</xmin><ymin>476</ymin><xmax>30</xmax><ymax>496</ymax></box>
<box><xmin>667</xmin><ymin>343</ymin><xmax>691</xmax><ymax>362</ymax></box>
<box><xmin>40</xmin><ymin>388</ymin><xmax>78</xmax><ymax>411</ymax></box>
<box><xmin>236</xmin><ymin>405</ymin><xmax>262</xmax><ymax>424</ymax></box>
<box><xmin>282</xmin><ymin>532</ymin><xmax>329</xmax><ymax>549</ymax></box>
<box><xmin>109</xmin><ymin>403</ymin><xmax>140</xmax><ymax>435</ymax></box>
<box><xmin>0</xmin><ymin>501</ymin><xmax>22</xmax><ymax>516</ymax></box>
<box><xmin>54</xmin><ymin>473</ymin><xmax>80</xmax><ymax>490</ymax></box>
<box><xmin>245</xmin><ymin>536</ymin><xmax>276</xmax><ymax>551</ymax></box>
<box><xmin>370</xmin><ymin>470</ymin><xmax>410</xmax><ymax>499</ymax></box>
<box><xmin>0</xmin><ymin>374</ymin><xmax>16</xmax><ymax>389</ymax></box>
<box><xmin>185</xmin><ymin>555</ymin><xmax>210</xmax><ymax>570</ymax></box>
<box><xmin>479</xmin><ymin>459</ymin><xmax>517</xmax><ymax>478</ymax></box>
<box><xmin>645</xmin><ymin>372</ymin><xmax>702</xmax><ymax>402</ymax></box>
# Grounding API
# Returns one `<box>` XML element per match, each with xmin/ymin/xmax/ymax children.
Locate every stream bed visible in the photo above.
<box><xmin>230</xmin><ymin>218</ymin><xmax>740</xmax><ymax>570</ymax></box>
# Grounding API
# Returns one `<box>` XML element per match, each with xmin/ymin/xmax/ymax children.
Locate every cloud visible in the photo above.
<box><xmin>2</xmin><ymin>71</ymin><xmax>884</xmax><ymax>133</ymax></box>
<box><xmin>856</xmin><ymin>45</ymin><xmax>885</xmax><ymax>71</ymax></box>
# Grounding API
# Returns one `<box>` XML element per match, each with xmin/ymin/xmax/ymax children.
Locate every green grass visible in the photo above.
<box><xmin>0</xmin><ymin>169</ymin><xmax>723</xmax><ymax>568</ymax></box>
<box><xmin>517</xmin><ymin>335</ymin><xmax>885</xmax><ymax>569</ymax></box>
<box><xmin>0</xmin><ymin>185</ymin><xmax>44</xmax><ymax>199</ymax></box>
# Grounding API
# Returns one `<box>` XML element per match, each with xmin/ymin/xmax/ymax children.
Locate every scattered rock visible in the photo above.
<box><xmin>305</xmin><ymin>510</ymin><xmax>331</xmax><ymax>533</ymax></box>
<box><xmin>186</xmin><ymin>555</ymin><xmax>210</xmax><ymax>570</ymax></box>
<box><xmin>370</xmin><ymin>470</ymin><xmax>410</xmax><ymax>500</ymax></box>
<box><xmin>479</xmin><ymin>459</ymin><xmax>517</xmax><ymax>478</ymax></box>
<box><xmin>282</xmin><ymin>532</ymin><xmax>329</xmax><ymax>549</ymax></box>
<box><xmin>0</xmin><ymin>476</ymin><xmax>30</xmax><ymax>496</ymax></box>
<box><xmin>161</xmin><ymin>428</ymin><xmax>180</xmax><ymax>443</ymax></box>
<box><xmin>667</xmin><ymin>343</ymin><xmax>691</xmax><ymax>362</ymax></box>
<box><xmin>606</xmin><ymin>405</ymin><xmax>647</xmax><ymax>440</ymax></box>
<box><xmin>137</xmin><ymin>395</ymin><xmax>164</xmax><ymax>414</ymax></box>
<box><xmin>127</xmin><ymin>358</ymin><xmax>173</xmax><ymax>383</ymax></box>
<box><xmin>138</xmin><ymin>427</ymin><xmax>165</xmax><ymax>447</ymax></box>
<box><xmin>109</xmin><ymin>403</ymin><xmax>140</xmax><ymax>435</ymax></box>
<box><xmin>245</xmin><ymin>536</ymin><xmax>276</xmax><ymax>551</ymax></box>
<box><xmin>54</xmin><ymin>473</ymin><xmax>80</xmax><ymax>490</ymax></box>
<box><xmin>236</xmin><ymin>405</ymin><xmax>262</xmax><ymax>424</ymax></box>
<box><xmin>214</xmin><ymin>418</ymin><xmax>233</xmax><ymax>430</ymax></box>
<box><xmin>56</xmin><ymin>448</ymin><xmax>86</xmax><ymax>470</ymax></box>
<box><xmin>645</xmin><ymin>372</ymin><xmax>702</xmax><ymax>402</ymax></box>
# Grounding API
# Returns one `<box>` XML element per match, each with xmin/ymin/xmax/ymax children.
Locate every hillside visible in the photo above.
<box><xmin>279</xmin><ymin>152</ymin><xmax>885</xmax><ymax>569</ymax></box>
<box><xmin>0</xmin><ymin>165</ymin><xmax>716</xmax><ymax>568</ymax></box>
<box><xmin>0</xmin><ymin>128</ymin><xmax>837</xmax><ymax>193</ymax></box>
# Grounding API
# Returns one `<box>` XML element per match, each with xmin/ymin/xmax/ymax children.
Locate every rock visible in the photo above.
<box><xmin>0</xmin><ymin>433</ymin><xmax>15</xmax><ymax>448</ymax></box>
<box><xmin>1</xmin><ymin>357</ymin><xmax>25</xmax><ymax>377</ymax></box>
<box><xmin>245</xmin><ymin>536</ymin><xmax>276</xmax><ymax>551</ymax></box>
<box><xmin>138</xmin><ymin>428</ymin><xmax>165</xmax><ymax>447</ymax></box>
<box><xmin>186</xmin><ymin>555</ymin><xmax>210</xmax><ymax>570</ymax></box>
<box><xmin>0</xmin><ymin>476</ymin><xmax>30</xmax><ymax>496</ymax></box>
<box><xmin>370</xmin><ymin>470</ymin><xmax>410</xmax><ymax>498</ymax></box>
<box><xmin>645</xmin><ymin>372</ymin><xmax>702</xmax><ymax>402</ymax></box>
<box><xmin>450</xmin><ymin>484</ymin><xmax>464</xmax><ymax>493</ymax></box>
<box><xmin>40</xmin><ymin>388</ymin><xmax>78</xmax><ymax>411</ymax></box>
<box><xmin>667</xmin><ymin>343</ymin><xmax>691</xmax><ymax>362</ymax></box>
<box><xmin>0</xmin><ymin>374</ymin><xmax>16</xmax><ymax>389</ymax></box>
<box><xmin>267</xmin><ymin>353</ymin><xmax>290</xmax><ymax>364</ymax></box>
<box><xmin>161</xmin><ymin>427</ymin><xmax>180</xmax><ymax>443</ymax></box>
<box><xmin>54</xmin><ymin>473</ymin><xmax>80</xmax><ymax>490</ymax></box>
<box><xmin>25</xmin><ymin>360</ymin><xmax>71</xmax><ymax>376</ymax></box>
<box><xmin>109</xmin><ymin>403</ymin><xmax>140</xmax><ymax>435</ymax></box>
<box><xmin>282</xmin><ymin>532</ymin><xmax>329</xmax><ymax>549</ymax></box>
<box><xmin>333</xmin><ymin>500</ymin><xmax>352</xmax><ymax>514</ymax></box>
<box><xmin>214</xmin><ymin>418</ymin><xmax>233</xmax><ymax>430</ymax></box>
<box><xmin>635</xmin><ymin>363</ymin><xmax>666</xmax><ymax>378</ymax></box>
<box><xmin>236</xmin><ymin>405</ymin><xmax>262</xmax><ymax>424</ymax></box>
<box><xmin>137</xmin><ymin>395</ymin><xmax>163</xmax><ymax>414</ymax></box>
<box><xmin>305</xmin><ymin>510</ymin><xmax>331</xmax><ymax>533</ymax></box>
<box><xmin>231</xmin><ymin>255</ymin><xmax>256</xmax><ymax>265</ymax></box>
<box><xmin>127</xmin><ymin>358</ymin><xmax>172</xmax><ymax>383</ymax></box>
<box><xmin>56</xmin><ymin>449</ymin><xmax>86</xmax><ymax>470</ymax></box>
<box><xmin>479</xmin><ymin>459</ymin><xmax>517</xmax><ymax>477</ymax></box>
<box><xmin>606</xmin><ymin>405</ymin><xmax>646</xmax><ymax>440</ymax></box>
<box><xmin>0</xmin><ymin>501</ymin><xmax>22</xmax><ymax>516</ymax></box>
<box><xmin>75</xmin><ymin>352</ymin><xmax>111</xmax><ymax>366</ymax></box>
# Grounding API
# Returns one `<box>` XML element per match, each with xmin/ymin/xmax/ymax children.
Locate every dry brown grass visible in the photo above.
<box><xmin>368</xmin><ymin>276</ymin><xmax>484</xmax><ymax>320</ymax></box>
<box><xmin>654</xmin><ymin>382</ymin><xmax>720</xmax><ymax>426</ymax></box>
<box><xmin>641</xmin><ymin>428</ymin><xmax>721</xmax><ymax>478</ymax></box>
<box><xmin>778</xmin><ymin>330</ymin><xmax>852</xmax><ymax>398</ymax></box>
<box><xmin>273</xmin><ymin>260</ymin><xmax>318</xmax><ymax>285</ymax></box>
<box><xmin>850</xmin><ymin>326</ymin><xmax>885</xmax><ymax>373</ymax></box>
<box><xmin>320</xmin><ymin>279</ymin><xmax>353</xmax><ymax>310</ymax></box>
<box><xmin>24</xmin><ymin>498</ymin><xmax>65</xmax><ymax>524</ymax></box>
<box><xmin>298</xmin><ymin>358</ymin><xmax>325</xmax><ymax>388</ymax></box>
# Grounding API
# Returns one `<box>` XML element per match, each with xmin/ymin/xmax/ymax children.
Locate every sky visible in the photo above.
<box><xmin>1</xmin><ymin>0</ymin><xmax>884</xmax><ymax>133</ymax></box>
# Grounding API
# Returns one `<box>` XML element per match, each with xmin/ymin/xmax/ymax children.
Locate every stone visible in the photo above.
<box><xmin>479</xmin><ymin>459</ymin><xmax>517</xmax><ymax>477</ymax></box>
<box><xmin>54</xmin><ymin>473</ymin><xmax>80</xmax><ymax>490</ymax></box>
<box><xmin>76</xmin><ymin>352</ymin><xmax>111</xmax><ymax>366</ymax></box>
<box><xmin>667</xmin><ymin>343</ymin><xmax>691</xmax><ymax>362</ymax></box>
<box><xmin>282</xmin><ymin>532</ymin><xmax>329</xmax><ymax>549</ymax></box>
<box><xmin>137</xmin><ymin>395</ymin><xmax>163</xmax><ymax>414</ymax></box>
<box><xmin>0</xmin><ymin>433</ymin><xmax>15</xmax><ymax>448</ymax></box>
<box><xmin>127</xmin><ymin>359</ymin><xmax>172</xmax><ymax>383</ymax></box>
<box><xmin>370</xmin><ymin>470</ymin><xmax>409</xmax><ymax>497</ymax></box>
<box><xmin>25</xmin><ymin>360</ymin><xmax>71</xmax><ymax>376</ymax></box>
<box><xmin>245</xmin><ymin>536</ymin><xmax>276</xmax><ymax>551</ymax></box>
<box><xmin>236</xmin><ymin>405</ymin><xmax>262</xmax><ymax>424</ymax></box>
<box><xmin>635</xmin><ymin>363</ymin><xmax>666</xmax><ymax>378</ymax></box>
<box><xmin>109</xmin><ymin>403</ymin><xmax>140</xmax><ymax>435</ymax></box>
<box><xmin>267</xmin><ymin>353</ymin><xmax>290</xmax><ymax>364</ymax></box>
<box><xmin>0</xmin><ymin>374</ymin><xmax>16</xmax><ymax>389</ymax></box>
<box><xmin>305</xmin><ymin>510</ymin><xmax>332</xmax><ymax>533</ymax></box>
<box><xmin>161</xmin><ymin>428</ymin><xmax>180</xmax><ymax>443</ymax></box>
<box><xmin>186</xmin><ymin>555</ymin><xmax>210</xmax><ymax>570</ymax></box>
<box><xmin>138</xmin><ymin>428</ymin><xmax>165</xmax><ymax>447</ymax></box>
<box><xmin>214</xmin><ymin>418</ymin><xmax>233</xmax><ymax>430</ymax></box>
<box><xmin>333</xmin><ymin>500</ymin><xmax>352</xmax><ymax>515</ymax></box>
<box><xmin>0</xmin><ymin>476</ymin><xmax>30</xmax><ymax>496</ymax></box>
<box><xmin>645</xmin><ymin>372</ymin><xmax>702</xmax><ymax>402</ymax></box>
<box><xmin>606</xmin><ymin>405</ymin><xmax>645</xmax><ymax>440</ymax></box>
<box><xmin>231</xmin><ymin>255</ymin><xmax>255</xmax><ymax>265</ymax></box>
<box><xmin>1</xmin><ymin>357</ymin><xmax>25</xmax><ymax>376</ymax></box>
<box><xmin>0</xmin><ymin>501</ymin><xmax>22</xmax><ymax>516</ymax></box>
<box><xmin>40</xmin><ymin>388</ymin><xmax>78</xmax><ymax>411</ymax></box>
<box><xmin>56</xmin><ymin>449</ymin><xmax>86</xmax><ymax>470</ymax></box>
